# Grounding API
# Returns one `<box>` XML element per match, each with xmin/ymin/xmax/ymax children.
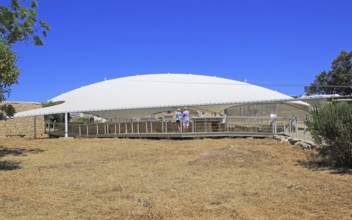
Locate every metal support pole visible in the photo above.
<box><xmin>289</xmin><ymin>119</ymin><xmax>291</xmax><ymax>135</ymax></box>
<box><xmin>86</xmin><ymin>125</ymin><xmax>89</xmax><ymax>137</ymax></box>
<box><xmin>79</xmin><ymin>125</ymin><xmax>81</xmax><ymax>137</ymax></box>
<box><xmin>295</xmin><ymin>118</ymin><xmax>298</xmax><ymax>138</ymax></box>
<box><xmin>304</xmin><ymin>120</ymin><xmax>306</xmax><ymax>140</ymax></box>
<box><xmin>64</xmin><ymin>112</ymin><xmax>68</xmax><ymax>138</ymax></box>
<box><xmin>192</xmin><ymin>119</ymin><xmax>195</xmax><ymax>133</ymax></box>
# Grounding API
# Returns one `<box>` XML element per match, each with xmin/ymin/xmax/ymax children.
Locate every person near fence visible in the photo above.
<box><xmin>175</xmin><ymin>108</ymin><xmax>182</xmax><ymax>132</ymax></box>
<box><xmin>182</xmin><ymin>107</ymin><xmax>190</xmax><ymax>132</ymax></box>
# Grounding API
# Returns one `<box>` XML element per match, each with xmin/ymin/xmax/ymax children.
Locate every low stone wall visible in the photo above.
<box><xmin>273</xmin><ymin>134</ymin><xmax>316</xmax><ymax>149</ymax></box>
<box><xmin>0</xmin><ymin>102</ymin><xmax>46</xmax><ymax>138</ymax></box>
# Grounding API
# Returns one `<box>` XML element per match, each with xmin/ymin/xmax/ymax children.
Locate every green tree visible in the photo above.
<box><xmin>0</xmin><ymin>0</ymin><xmax>50</xmax><ymax>118</ymax></box>
<box><xmin>0</xmin><ymin>41</ymin><xmax>19</xmax><ymax>101</ymax></box>
<box><xmin>0</xmin><ymin>0</ymin><xmax>50</xmax><ymax>45</ymax></box>
<box><xmin>305</xmin><ymin>50</ymin><xmax>352</xmax><ymax>95</ymax></box>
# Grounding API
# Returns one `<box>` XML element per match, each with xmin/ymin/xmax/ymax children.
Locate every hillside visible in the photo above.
<box><xmin>0</xmin><ymin>138</ymin><xmax>351</xmax><ymax>219</ymax></box>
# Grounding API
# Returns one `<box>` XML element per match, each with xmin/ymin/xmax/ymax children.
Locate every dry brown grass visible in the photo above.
<box><xmin>0</xmin><ymin>137</ymin><xmax>351</xmax><ymax>220</ymax></box>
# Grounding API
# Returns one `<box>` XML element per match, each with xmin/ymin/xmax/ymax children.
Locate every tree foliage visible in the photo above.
<box><xmin>0</xmin><ymin>41</ymin><xmax>19</xmax><ymax>101</ymax></box>
<box><xmin>305</xmin><ymin>51</ymin><xmax>352</xmax><ymax>96</ymax></box>
<box><xmin>307</xmin><ymin>102</ymin><xmax>352</xmax><ymax>167</ymax></box>
<box><xmin>0</xmin><ymin>0</ymin><xmax>49</xmax><ymax>117</ymax></box>
<box><xmin>0</xmin><ymin>41</ymin><xmax>18</xmax><ymax>118</ymax></box>
<box><xmin>0</xmin><ymin>0</ymin><xmax>50</xmax><ymax>46</ymax></box>
<box><xmin>0</xmin><ymin>103</ymin><xmax>16</xmax><ymax>119</ymax></box>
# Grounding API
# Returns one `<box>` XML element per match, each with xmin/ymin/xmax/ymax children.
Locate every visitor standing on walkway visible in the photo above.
<box><xmin>182</xmin><ymin>107</ymin><xmax>190</xmax><ymax>132</ymax></box>
<box><xmin>175</xmin><ymin>108</ymin><xmax>182</xmax><ymax>132</ymax></box>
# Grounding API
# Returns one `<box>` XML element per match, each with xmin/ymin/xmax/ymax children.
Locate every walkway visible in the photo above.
<box><xmin>46</xmin><ymin>116</ymin><xmax>310</xmax><ymax>140</ymax></box>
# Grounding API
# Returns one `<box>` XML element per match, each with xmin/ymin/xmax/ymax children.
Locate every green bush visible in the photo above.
<box><xmin>0</xmin><ymin>104</ymin><xmax>16</xmax><ymax>120</ymax></box>
<box><xmin>307</xmin><ymin>102</ymin><xmax>352</xmax><ymax>167</ymax></box>
<box><xmin>72</xmin><ymin>117</ymin><xmax>91</xmax><ymax>124</ymax></box>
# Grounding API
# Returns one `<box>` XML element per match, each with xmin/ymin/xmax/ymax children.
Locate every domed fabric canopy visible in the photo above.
<box><xmin>15</xmin><ymin>73</ymin><xmax>309</xmax><ymax>120</ymax></box>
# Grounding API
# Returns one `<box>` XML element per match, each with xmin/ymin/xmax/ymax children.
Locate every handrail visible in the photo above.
<box><xmin>44</xmin><ymin>116</ymin><xmax>310</xmax><ymax>140</ymax></box>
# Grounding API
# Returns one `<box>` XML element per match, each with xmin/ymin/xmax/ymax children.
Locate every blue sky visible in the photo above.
<box><xmin>6</xmin><ymin>0</ymin><xmax>352</xmax><ymax>102</ymax></box>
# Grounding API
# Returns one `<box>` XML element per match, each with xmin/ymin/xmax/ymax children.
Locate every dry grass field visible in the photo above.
<box><xmin>0</xmin><ymin>137</ymin><xmax>351</xmax><ymax>220</ymax></box>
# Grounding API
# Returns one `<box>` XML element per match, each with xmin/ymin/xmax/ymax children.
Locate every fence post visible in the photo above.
<box><xmin>288</xmin><ymin>119</ymin><xmax>291</xmax><ymax>135</ymax></box>
<box><xmin>295</xmin><ymin>117</ymin><xmax>298</xmax><ymax>138</ymax></box>
<box><xmin>192</xmin><ymin>119</ymin><xmax>195</xmax><ymax>133</ymax></box>
<box><xmin>304</xmin><ymin>119</ymin><xmax>306</xmax><ymax>140</ymax></box>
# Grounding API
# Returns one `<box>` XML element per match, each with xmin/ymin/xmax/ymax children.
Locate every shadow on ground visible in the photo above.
<box><xmin>297</xmin><ymin>159</ymin><xmax>352</xmax><ymax>175</ymax></box>
<box><xmin>0</xmin><ymin>146</ymin><xmax>45</xmax><ymax>171</ymax></box>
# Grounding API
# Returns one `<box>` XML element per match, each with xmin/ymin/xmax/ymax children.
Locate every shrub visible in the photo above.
<box><xmin>0</xmin><ymin>104</ymin><xmax>16</xmax><ymax>120</ymax></box>
<box><xmin>307</xmin><ymin>102</ymin><xmax>352</xmax><ymax>167</ymax></box>
<box><xmin>72</xmin><ymin>117</ymin><xmax>91</xmax><ymax>124</ymax></box>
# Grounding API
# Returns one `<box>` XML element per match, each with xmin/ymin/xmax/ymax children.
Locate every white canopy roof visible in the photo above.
<box><xmin>15</xmin><ymin>73</ymin><xmax>309</xmax><ymax>120</ymax></box>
